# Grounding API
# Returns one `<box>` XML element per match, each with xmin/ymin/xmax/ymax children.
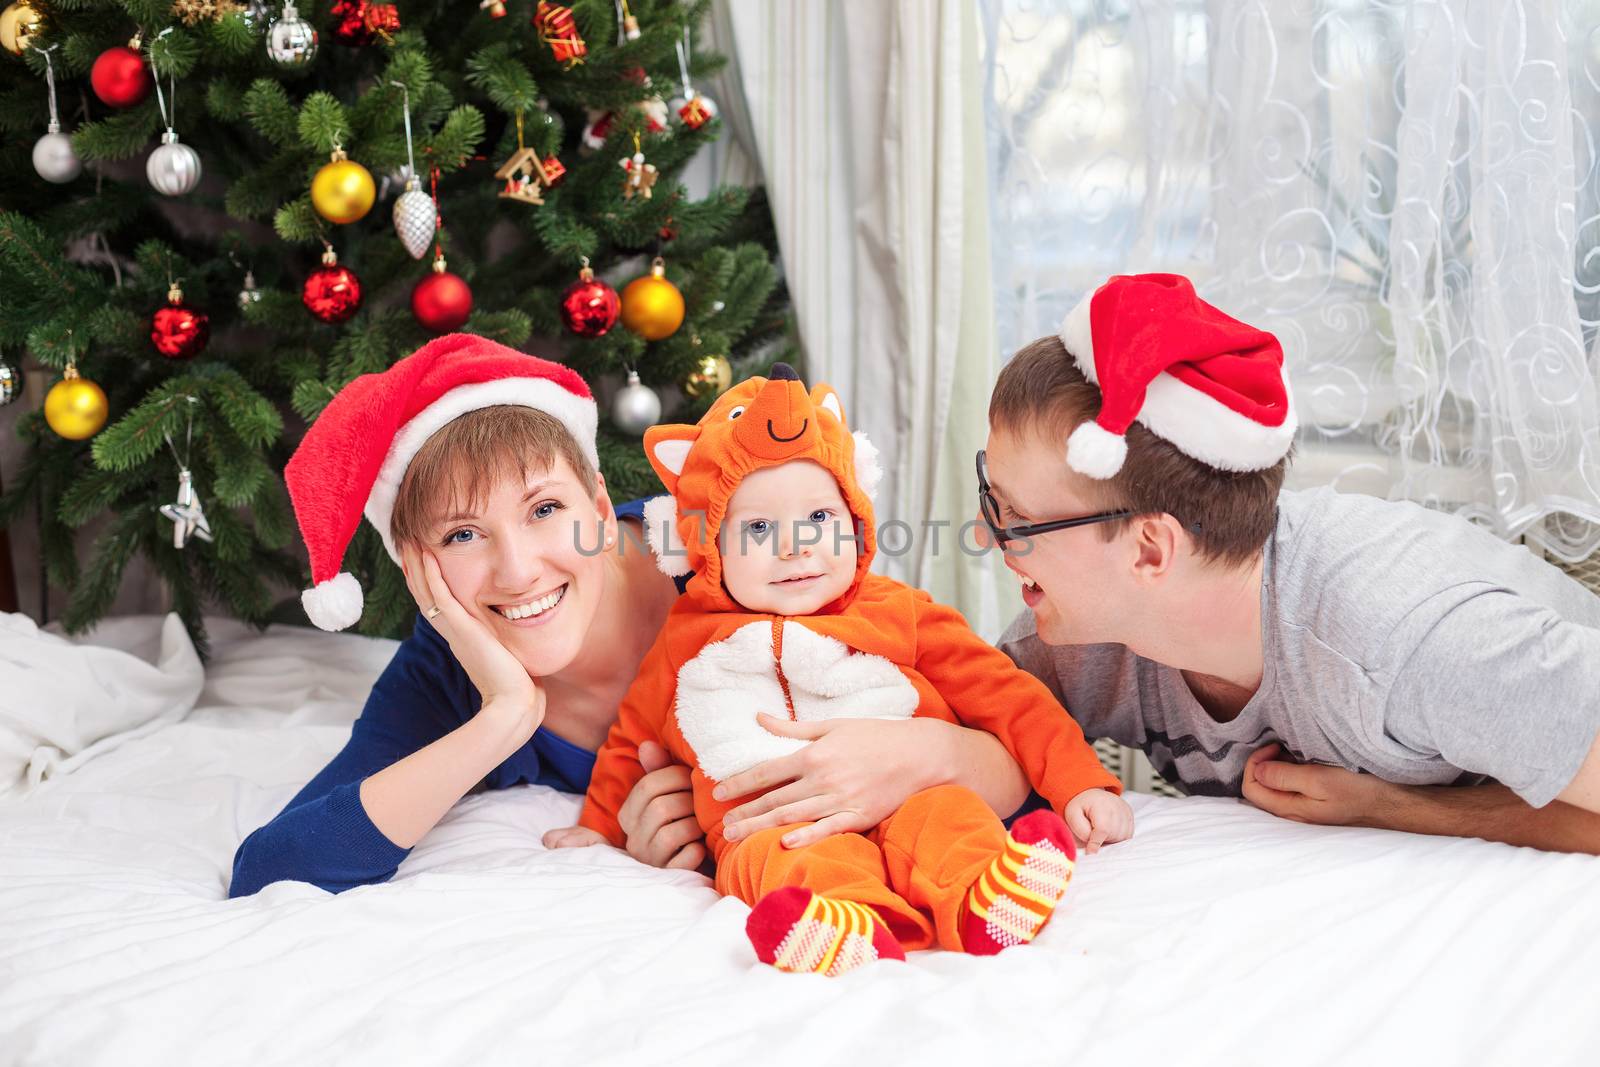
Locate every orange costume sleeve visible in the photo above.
<box><xmin>577</xmin><ymin>633</ymin><xmax>678</xmax><ymax>847</ymax></box>
<box><xmin>911</xmin><ymin>592</ymin><xmax>1121</xmax><ymax>811</ymax></box>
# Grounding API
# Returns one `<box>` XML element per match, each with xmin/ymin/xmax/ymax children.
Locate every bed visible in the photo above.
<box><xmin>2</xmin><ymin>614</ymin><xmax>1596</xmax><ymax>1066</ymax></box>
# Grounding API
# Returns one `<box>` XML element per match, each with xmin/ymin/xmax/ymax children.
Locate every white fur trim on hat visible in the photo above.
<box><xmin>1137</xmin><ymin>367</ymin><xmax>1298</xmax><ymax>473</ymax></box>
<box><xmin>302</xmin><ymin>571</ymin><xmax>363</xmax><ymax>632</ymax></box>
<box><xmin>1059</xmin><ymin>291</ymin><xmax>1098</xmax><ymax>383</ymax></box>
<box><xmin>1065</xmin><ymin>420</ymin><xmax>1129</xmax><ymax>479</ymax></box>
<box><xmin>851</xmin><ymin>431</ymin><xmax>882</xmax><ymax>499</ymax></box>
<box><xmin>363</xmin><ymin>378</ymin><xmax>600</xmax><ymax>563</ymax></box>
<box><xmin>642</xmin><ymin>493</ymin><xmax>693</xmax><ymax>577</ymax></box>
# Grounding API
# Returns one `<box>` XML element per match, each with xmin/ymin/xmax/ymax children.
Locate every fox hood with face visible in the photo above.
<box><xmin>640</xmin><ymin>363</ymin><xmax>883</xmax><ymax>614</ymax></box>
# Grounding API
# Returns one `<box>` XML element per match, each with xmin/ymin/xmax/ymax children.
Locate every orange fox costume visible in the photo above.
<box><xmin>577</xmin><ymin>367</ymin><xmax>1120</xmax><ymax>955</ymax></box>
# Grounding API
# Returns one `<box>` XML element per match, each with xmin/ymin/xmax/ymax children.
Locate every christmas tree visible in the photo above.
<box><xmin>0</xmin><ymin>0</ymin><xmax>785</xmax><ymax>650</ymax></box>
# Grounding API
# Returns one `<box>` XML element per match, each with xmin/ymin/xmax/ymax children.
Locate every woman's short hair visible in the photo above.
<box><xmin>988</xmin><ymin>335</ymin><xmax>1288</xmax><ymax>566</ymax></box>
<box><xmin>389</xmin><ymin>405</ymin><xmax>600</xmax><ymax>550</ymax></box>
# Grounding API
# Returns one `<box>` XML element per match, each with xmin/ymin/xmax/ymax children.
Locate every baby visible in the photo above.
<box><xmin>548</xmin><ymin>365</ymin><xmax>1133</xmax><ymax>975</ymax></box>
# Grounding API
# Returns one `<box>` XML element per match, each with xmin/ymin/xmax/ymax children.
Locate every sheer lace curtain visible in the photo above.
<box><xmin>982</xmin><ymin>0</ymin><xmax>1600</xmax><ymax>562</ymax></box>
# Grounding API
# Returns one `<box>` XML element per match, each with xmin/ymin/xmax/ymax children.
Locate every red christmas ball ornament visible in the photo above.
<box><xmin>150</xmin><ymin>283</ymin><xmax>209</xmax><ymax>359</ymax></box>
<box><xmin>302</xmin><ymin>248</ymin><xmax>363</xmax><ymax>324</ymax></box>
<box><xmin>91</xmin><ymin>39</ymin><xmax>152</xmax><ymax>109</ymax></box>
<box><xmin>560</xmin><ymin>259</ymin><xmax>620</xmax><ymax>337</ymax></box>
<box><xmin>412</xmin><ymin>255</ymin><xmax>473</xmax><ymax>333</ymax></box>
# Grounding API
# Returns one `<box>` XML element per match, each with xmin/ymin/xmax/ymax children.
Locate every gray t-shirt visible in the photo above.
<box><xmin>999</xmin><ymin>487</ymin><xmax>1600</xmax><ymax>807</ymax></box>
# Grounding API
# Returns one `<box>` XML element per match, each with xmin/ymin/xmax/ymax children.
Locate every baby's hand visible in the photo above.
<box><xmin>542</xmin><ymin>826</ymin><xmax>608</xmax><ymax>849</ymax></box>
<box><xmin>1063</xmin><ymin>788</ymin><xmax>1134</xmax><ymax>854</ymax></box>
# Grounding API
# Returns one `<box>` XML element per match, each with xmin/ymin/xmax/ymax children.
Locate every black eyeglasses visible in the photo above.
<box><xmin>976</xmin><ymin>449</ymin><xmax>1134</xmax><ymax>548</ymax></box>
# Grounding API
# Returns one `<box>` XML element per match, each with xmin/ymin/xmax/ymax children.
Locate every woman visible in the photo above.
<box><xmin>229</xmin><ymin>334</ymin><xmax>1029</xmax><ymax>897</ymax></box>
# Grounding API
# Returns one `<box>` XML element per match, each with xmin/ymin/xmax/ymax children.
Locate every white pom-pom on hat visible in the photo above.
<box><xmin>1065</xmin><ymin>420</ymin><xmax>1129</xmax><ymax>479</ymax></box>
<box><xmin>301</xmin><ymin>571</ymin><xmax>364</xmax><ymax>632</ymax></box>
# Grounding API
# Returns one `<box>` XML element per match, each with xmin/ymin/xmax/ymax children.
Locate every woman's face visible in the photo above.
<box><xmin>424</xmin><ymin>457</ymin><xmax>613</xmax><ymax>678</ymax></box>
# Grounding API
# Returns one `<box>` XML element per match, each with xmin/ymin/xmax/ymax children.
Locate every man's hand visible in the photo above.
<box><xmin>1241</xmin><ymin>743</ymin><xmax>1394</xmax><ymax>827</ymax></box>
<box><xmin>716</xmin><ymin>715</ymin><xmax>951</xmax><ymax>850</ymax></box>
<box><xmin>1243</xmin><ymin>744</ymin><xmax>1600</xmax><ymax>853</ymax></box>
<box><xmin>616</xmin><ymin>741</ymin><xmax>707</xmax><ymax>871</ymax></box>
<box><xmin>1063</xmin><ymin>787</ymin><xmax>1134</xmax><ymax>853</ymax></box>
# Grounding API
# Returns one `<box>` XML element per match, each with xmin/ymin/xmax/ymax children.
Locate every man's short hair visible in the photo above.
<box><xmin>989</xmin><ymin>335</ymin><xmax>1289</xmax><ymax>565</ymax></box>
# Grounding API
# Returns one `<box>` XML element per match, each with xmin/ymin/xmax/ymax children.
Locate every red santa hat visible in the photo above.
<box><xmin>284</xmin><ymin>333</ymin><xmax>598</xmax><ymax>631</ymax></box>
<box><xmin>1057</xmin><ymin>273</ymin><xmax>1296</xmax><ymax>478</ymax></box>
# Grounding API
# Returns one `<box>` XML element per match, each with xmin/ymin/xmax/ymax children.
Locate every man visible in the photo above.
<box><xmin>986</xmin><ymin>273</ymin><xmax>1600</xmax><ymax>852</ymax></box>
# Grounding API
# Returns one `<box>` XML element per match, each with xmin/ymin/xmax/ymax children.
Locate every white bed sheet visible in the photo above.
<box><xmin>1</xmin><ymin>618</ymin><xmax>1597</xmax><ymax>1067</ymax></box>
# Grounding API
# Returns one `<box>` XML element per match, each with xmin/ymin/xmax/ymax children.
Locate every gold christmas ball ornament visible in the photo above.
<box><xmin>684</xmin><ymin>354</ymin><xmax>732</xmax><ymax>399</ymax></box>
<box><xmin>311</xmin><ymin>147</ymin><xmax>376</xmax><ymax>224</ymax></box>
<box><xmin>44</xmin><ymin>366</ymin><xmax>109</xmax><ymax>440</ymax></box>
<box><xmin>0</xmin><ymin>1</ymin><xmax>44</xmax><ymax>56</ymax></box>
<box><xmin>619</xmin><ymin>257</ymin><xmax>685</xmax><ymax>342</ymax></box>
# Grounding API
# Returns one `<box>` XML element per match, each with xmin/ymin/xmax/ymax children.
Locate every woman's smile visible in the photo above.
<box><xmin>490</xmin><ymin>582</ymin><xmax>569</xmax><ymax>625</ymax></box>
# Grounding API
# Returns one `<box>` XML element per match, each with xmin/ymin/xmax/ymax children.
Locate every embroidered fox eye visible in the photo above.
<box><xmin>727</xmin><ymin>405</ymin><xmax>746</xmax><ymax>420</ymax></box>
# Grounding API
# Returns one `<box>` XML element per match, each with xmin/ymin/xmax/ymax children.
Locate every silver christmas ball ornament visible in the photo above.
<box><xmin>266</xmin><ymin>2</ymin><xmax>318</xmax><ymax>69</ymax></box>
<box><xmin>33</xmin><ymin>124</ymin><xmax>80</xmax><ymax>184</ymax></box>
<box><xmin>611</xmin><ymin>370</ymin><xmax>662</xmax><ymax>435</ymax></box>
<box><xmin>392</xmin><ymin>179</ymin><xmax>436</xmax><ymax>260</ymax></box>
<box><xmin>147</xmin><ymin>129</ymin><xmax>201</xmax><ymax>196</ymax></box>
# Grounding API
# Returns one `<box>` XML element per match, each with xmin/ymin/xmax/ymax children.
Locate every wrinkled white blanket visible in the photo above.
<box><xmin>1</xmin><ymin>616</ymin><xmax>1596</xmax><ymax>1067</ymax></box>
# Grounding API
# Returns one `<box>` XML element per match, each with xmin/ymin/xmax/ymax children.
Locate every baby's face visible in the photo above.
<box><xmin>720</xmin><ymin>460</ymin><xmax>859</xmax><ymax>615</ymax></box>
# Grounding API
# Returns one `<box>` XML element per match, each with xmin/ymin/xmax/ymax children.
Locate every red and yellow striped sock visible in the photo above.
<box><xmin>745</xmin><ymin>886</ymin><xmax>906</xmax><ymax>976</ymax></box>
<box><xmin>962</xmin><ymin>809</ymin><xmax>1078</xmax><ymax>955</ymax></box>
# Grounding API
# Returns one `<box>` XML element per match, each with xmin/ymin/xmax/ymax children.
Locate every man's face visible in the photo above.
<box><xmin>979</xmin><ymin>426</ymin><xmax>1130</xmax><ymax>646</ymax></box>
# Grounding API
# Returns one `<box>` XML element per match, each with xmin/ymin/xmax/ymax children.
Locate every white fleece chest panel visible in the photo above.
<box><xmin>674</xmin><ymin>621</ymin><xmax>921</xmax><ymax>782</ymax></box>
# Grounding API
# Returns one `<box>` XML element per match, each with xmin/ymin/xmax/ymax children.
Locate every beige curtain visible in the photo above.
<box><xmin>719</xmin><ymin>0</ymin><xmax>1019</xmax><ymax>637</ymax></box>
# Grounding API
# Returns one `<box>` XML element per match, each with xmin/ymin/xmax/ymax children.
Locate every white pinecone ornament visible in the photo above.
<box><xmin>392</xmin><ymin>178</ymin><xmax>436</xmax><ymax>260</ymax></box>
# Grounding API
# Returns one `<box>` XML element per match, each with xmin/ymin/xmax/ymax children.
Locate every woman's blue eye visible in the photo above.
<box><xmin>808</xmin><ymin>509</ymin><xmax>831</xmax><ymax>524</ymax></box>
<box><xmin>445</xmin><ymin>529</ymin><xmax>475</xmax><ymax>545</ymax></box>
<box><xmin>532</xmin><ymin>500</ymin><xmax>561</xmax><ymax>520</ymax></box>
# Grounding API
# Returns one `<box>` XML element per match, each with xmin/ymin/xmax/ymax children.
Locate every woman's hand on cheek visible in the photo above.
<box><xmin>401</xmin><ymin>545</ymin><xmax>545</xmax><ymax>739</ymax></box>
<box><xmin>716</xmin><ymin>715</ymin><xmax>944</xmax><ymax>849</ymax></box>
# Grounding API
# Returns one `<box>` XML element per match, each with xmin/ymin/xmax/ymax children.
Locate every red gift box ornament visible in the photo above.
<box><xmin>677</xmin><ymin>92</ymin><xmax>717</xmax><ymax>130</ymax></box>
<box><xmin>535</xmin><ymin>1</ymin><xmax>586</xmax><ymax>67</ymax></box>
<box><xmin>363</xmin><ymin>3</ymin><xmax>400</xmax><ymax>41</ymax></box>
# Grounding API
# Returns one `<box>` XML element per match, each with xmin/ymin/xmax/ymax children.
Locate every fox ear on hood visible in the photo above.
<box><xmin>642</xmin><ymin>423</ymin><xmax>698</xmax><ymax>495</ymax></box>
<box><xmin>812</xmin><ymin>386</ymin><xmax>845</xmax><ymax>427</ymax></box>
